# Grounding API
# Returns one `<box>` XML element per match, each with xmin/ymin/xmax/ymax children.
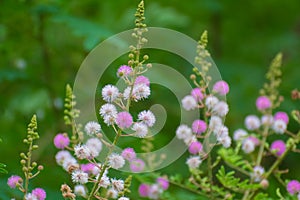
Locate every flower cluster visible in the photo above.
<box><xmin>52</xmin><ymin>1</ymin><xmax>162</xmax><ymax>199</ymax></box>
<box><xmin>5</xmin><ymin>1</ymin><xmax>300</xmax><ymax>200</ymax></box>
<box><xmin>176</xmin><ymin>31</ymin><xmax>231</xmax><ymax>173</ymax></box>
<box><xmin>138</xmin><ymin>177</ymin><xmax>169</xmax><ymax>199</ymax></box>
<box><xmin>7</xmin><ymin>115</ymin><xmax>46</xmax><ymax>200</ymax></box>
<box><xmin>53</xmin><ymin>84</ymin><xmax>151</xmax><ymax>199</ymax></box>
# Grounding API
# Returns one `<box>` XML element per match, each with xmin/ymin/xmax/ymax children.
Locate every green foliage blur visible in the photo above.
<box><xmin>0</xmin><ymin>0</ymin><xmax>299</xmax><ymax>199</ymax></box>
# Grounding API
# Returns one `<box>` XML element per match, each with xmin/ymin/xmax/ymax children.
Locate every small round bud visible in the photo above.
<box><xmin>146</xmin><ymin>63</ymin><xmax>152</xmax><ymax>68</ymax></box>
<box><xmin>20</xmin><ymin>159</ymin><xmax>26</xmax><ymax>165</ymax></box>
<box><xmin>260</xmin><ymin>179</ymin><xmax>269</xmax><ymax>189</ymax></box>
<box><xmin>22</xmin><ymin>167</ymin><xmax>28</xmax><ymax>172</ymax></box>
<box><xmin>131</xmin><ymin>33</ymin><xmax>137</xmax><ymax>38</ymax></box>
<box><xmin>129</xmin><ymin>45</ymin><xmax>135</xmax><ymax>51</ymax></box>
<box><xmin>129</xmin><ymin>53</ymin><xmax>134</xmax><ymax>59</ymax></box>
<box><xmin>143</xmin><ymin>55</ymin><xmax>149</xmax><ymax>60</ymax></box>
<box><xmin>141</xmin><ymin>38</ymin><xmax>148</xmax><ymax>43</ymax></box>
<box><xmin>20</xmin><ymin>153</ymin><xmax>26</xmax><ymax>158</ymax></box>
<box><xmin>32</xmin><ymin>145</ymin><xmax>38</xmax><ymax>149</ymax></box>
<box><xmin>23</xmin><ymin>139</ymin><xmax>28</xmax><ymax>143</ymax></box>
<box><xmin>190</xmin><ymin>74</ymin><xmax>196</xmax><ymax>80</ymax></box>
<box><xmin>38</xmin><ymin>165</ymin><xmax>44</xmax><ymax>171</ymax></box>
<box><xmin>32</xmin><ymin>162</ymin><xmax>37</xmax><ymax>167</ymax></box>
<box><xmin>128</xmin><ymin>60</ymin><xmax>134</xmax><ymax>66</ymax></box>
<box><xmin>68</xmin><ymin>164</ymin><xmax>79</xmax><ymax>173</ymax></box>
<box><xmin>96</xmin><ymin>133</ymin><xmax>103</xmax><ymax>138</ymax></box>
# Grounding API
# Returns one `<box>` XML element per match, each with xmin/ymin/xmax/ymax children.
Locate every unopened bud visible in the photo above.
<box><xmin>260</xmin><ymin>179</ymin><xmax>269</xmax><ymax>189</ymax></box>
<box><xmin>190</xmin><ymin>74</ymin><xmax>196</xmax><ymax>80</ymax></box>
<box><xmin>143</xmin><ymin>55</ymin><xmax>149</xmax><ymax>60</ymax></box>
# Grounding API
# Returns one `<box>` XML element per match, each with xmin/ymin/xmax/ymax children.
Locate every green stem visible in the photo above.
<box><xmin>207</xmin><ymin>150</ymin><xmax>214</xmax><ymax>199</ymax></box>
<box><xmin>24</xmin><ymin>142</ymin><xmax>33</xmax><ymax>198</ymax></box>
<box><xmin>256</xmin><ymin>125</ymin><xmax>269</xmax><ymax>166</ymax></box>
<box><xmin>88</xmin><ymin>129</ymin><xmax>122</xmax><ymax>199</ymax></box>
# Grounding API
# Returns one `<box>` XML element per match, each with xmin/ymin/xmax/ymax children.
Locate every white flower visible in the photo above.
<box><xmin>133</xmin><ymin>84</ymin><xmax>151</xmax><ymax>100</ymax></box>
<box><xmin>148</xmin><ymin>184</ymin><xmax>163</xmax><ymax>200</ymax></box>
<box><xmin>102</xmin><ymin>84</ymin><xmax>119</xmax><ymax>102</ymax></box>
<box><xmin>176</xmin><ymin>125</ymin><xmax>192</xmax><ymax>140</ymax></box>
<box><xmin>138</xmin><ymin>110</ymin><xmax>156</xmax><ymax>127</ymax></box>
<box><xmin>86</xmin><ymin>138</ymin><xmax>102</xmax><ymax>158</ymax></box>
<box><xmin>242</xmin><ymin>138</ymin><xmax>255</xmax><ymax>154</ymax></box>
<box><xmin>214</xmin><ymin>125</ymin><xmax>229</xmax><ymax>139</ymax></box>
<box><xmin>252</xmin><ymin>166</ymin><xmax>265</xmax><ymax>182</ymax></box>
<box><xmin>62</xmin><ymin>157</ymin><xmax>77</xmax><ymax>171</ymax></box>
<box><xmin>99</xmin><ymin>103</ymin><xmax>118</xmax><ymax>118</ymax></box>
<box><xmin>85</xmin><ymin>121</ymin><xmax>101</xmax><ymax>136</ymax></box>
<box><xmin>71</xmin><ymin>170</ymin><xmax>88</xmax><ymax>184</ymax></box>
<box><xmin>55</xmin><ymin>150</ymin><xmax>72</xmax><ymax>166</ymax></box>
<box><xmin>118</xmin><ymin>197</ymin><xmax>130</xmax><ymax>200</ymax></box>
<box><xmin>111</xmin><ymin>178</ymin><xmax>124</xmax><ymax>192</ymax></box>
<box><xmin>74</xmin><ymin>185</ymin><xmax>87</xmax><ymax>197</ymax></box>
<box><xmin>233</xmin><ymin>129</ymin><xmax>248</xmax><ymax>141</ymax></box>
<box><xmin>25</xmin><ymin>193</ymin><xmax>38</xmax><ymax>200</ymax></box>
<box><xmin>74</xmin><ymin>144</ymin><xmax>91</xmax><ymax>160</ymax></box>
<box><xmin>212</xmin><ymin>101</ymin><xmax>229</xmax><ymax>117</ymax></box>
<box><xmin>219</xmin><ymin>136</ymin><xmax>231</xmax><ymax>148</ymax></box>
<box><xmin>108</xmin><ymin>153</ymin><xmax>125</xmax><ymax>169</ymax></box>
<box><xmin>245</xmin><ymin>115</ymin><xmax>261</xmax><ymax>130</ymax></box>
<box><xmin>103</xmin><ymin>115</ymin><xmax>116</xmax><ymax>126</ymax></box>
<box><xmin>183</xmin><ymin>134</ymin><xmax>197</xmax><ymax>146</ymax></box>
<box><xmin>209</xmin><ymin>116</ymin><xmax>223</xmax><ymax>131</ymax></box>
<box><xmin>124</xmin><ymin>84</ymin><xmax>151</xmax><ymax>101</ymax></box>
<box><xmin>132</xmin><ymin>123</ymin><xmax>148</xmax><ymax>138</ymax></box>
<box><xmin>272</xmin><ymin>119</ymin><xmax>287</xmax><ymax>134</ymax></box>
<box><xmin>261</xmin><ymin>115</ymin><xmax>273</xmax><ymax>126</ymax></box>
<box><xmin>186</xmin><ymin>156</ymin><xmax>202</xmax><ymax>169</ymax></box>
<box><xmin>182</xmin><ymin>95</ymin><xmax>197</xmax><ymax>111</ymax></box>
<box><xmin>97</xmin><ymin>175</ymin><xmax>110</xmax><ymax>188</ymax></box>
<box><xmin>205</xmin><ymin>96</ymin><xmax>219</xmax><ymax>110</ymax></box>
<box><xmin>106</xmin><ymin>188</ymin><xmax>118</xmax><ymax>198</ymax></box>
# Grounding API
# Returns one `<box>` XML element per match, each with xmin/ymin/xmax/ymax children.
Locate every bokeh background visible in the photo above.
<box><xmin>1</xmin><ymin>0</ymin><xmax>300</xmax><ymax>199</ymax></box>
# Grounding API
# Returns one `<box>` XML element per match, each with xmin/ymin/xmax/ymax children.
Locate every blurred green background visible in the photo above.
<box><xmin>1</xmin><ymin>0</ymin><xmax>300</xmax><ymax>199</ymax></box>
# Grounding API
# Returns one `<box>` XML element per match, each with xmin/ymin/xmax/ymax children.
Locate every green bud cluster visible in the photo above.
<box><xmin>260</xmin><ymin>53</ymin><xmax>283</xmax><ymax>109</ymax></box>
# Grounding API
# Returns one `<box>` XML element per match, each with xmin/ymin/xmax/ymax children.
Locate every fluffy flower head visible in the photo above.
<box><xmin>7</xmin><ymin>175</ymin><xmax>22</xmax><ymax>188</ymax></box>
<box><xmin>256</xmin><ymin>96</ymin><xmax>271</xmax><ymax>110</ymax></box>
<box><xmin>108</xmin><ymin>153</ymin><xmax>125</xmax><ymax>169</ymax></box>
<box><xmin>191</xmin><ymin>88</ymin><xmax>204</xmax><ymax>102</ymax></box>
<box><xmin>213</xmin><ymin>80</ymin><xmax>229</xmax><ymax>95</ymax></box>
<box><xmin>102</xmin><ymin>84</ymin><xmax>119</xmax><ymax>102</ymax></box>
<box><xmin>117</xmin><ymin>65</ymin><xmax>132</xmax><ymax>77</ymax></box>
<box><xmin>270</xmin><ymin>140</ymin><xmax>286</xmax><ymax>156</ymax></box>
<box><xmin>116</xmin><ymin>112</ymin><xmax>133</xmax><ymax>129</ymax></box>
<box><xmin>84</xmin><ymin>121</ymin><xmax>101</xmax><ymax>136</ymax></box>
<box><xmin>182</xmin><ymin>95</ymin><xmax>197</xmax><ymax>111</ymax></box>
<box><xmin>192</xmin><ymin>119</ymin><xmax>207</xmax><ymax>134</ymax></box>
<box><xmin>32</xmin><ymin>188</ymin><xmax>46</xmax><ymax>200</ymax></box>
<box><xmin>121</xmin><ymin>148</ymin><xmax>136</xmax><ymax>161</ymax></box>
<box><xmin>53</xmin><ymin>133</ymin><xmax>70</xmax><ymax>149</ymax></box>
<box><xmin>138</xmin><ymin>110</ymin><xmax>156</xmax><ymax>127</ymax></box>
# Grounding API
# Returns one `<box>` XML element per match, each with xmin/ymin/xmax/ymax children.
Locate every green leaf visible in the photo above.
<box><xmin>218</xmin><ymin>148</ymin><xmax>252</xmax><ymax>172</ymax></box>
<box><xmin>216</xmin><ymin>166</ymin><xmax>260</xmax><ymax>193</ymax></box>
<box><xmin>254</xmin><ymin>192</ymin><xmax>270</xmax><ymax>200</ymax></box>
<box><xmin>0</xmin><ymin>163</ymin><xmax>7</xmax><ymax>174</ymax></box>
